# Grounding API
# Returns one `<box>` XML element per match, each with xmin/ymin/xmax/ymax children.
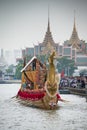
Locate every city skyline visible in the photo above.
<box><xmin>0</xmin><ymin>0</ymin><xmax>87</xmax><ymax>50</ymax></box>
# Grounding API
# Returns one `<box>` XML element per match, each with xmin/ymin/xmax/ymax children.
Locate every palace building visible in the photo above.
<box><xmin>22</xmin><ymin>15</ymin><xmax>87</xmax><ymax>66</ymax></box>
<box><xmin>63</xmin><ymin>15</ymin><xmax>87</xmax><ymax>66</ymax></box>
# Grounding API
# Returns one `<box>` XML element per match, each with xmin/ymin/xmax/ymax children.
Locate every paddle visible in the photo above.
<box><xmin>59</xmin><ymin>98</ymin><xmax>70</xmax><ymax>103</ymax></box>
<box><xmin>11</xmin><ymin>95</ymin><xmax>16</xmax><ymax>99</ymax></box>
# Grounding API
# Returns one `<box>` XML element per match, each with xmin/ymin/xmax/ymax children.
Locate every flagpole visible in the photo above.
<box><xmin>33</xmin><ymin>44</ymin><xmax>35</xmax><ymax>56</ymax></box>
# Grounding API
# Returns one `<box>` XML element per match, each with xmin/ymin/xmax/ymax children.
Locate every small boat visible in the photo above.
<box><xmin>68</xmin><ymin>87</ymin><xmax>87</xmax><ymax>96</ymax></box>
<box><xmin>16</xmin><ymin>52</ymin><xmax>60</xmax><ymax>109</ymax></box>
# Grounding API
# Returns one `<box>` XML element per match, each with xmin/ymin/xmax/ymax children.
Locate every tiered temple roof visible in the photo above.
<box><xmin>39</xmin><ymin>15</ymin><xmax>59</xmax><ymax>55</ymax></box>
<box><xmin>69</xmin><ymin>15</ymin><xmax>81</xmax><ymax>50</ymax></box>
<box><xmin>42</xmin><ymin>18</ymin><xmax>55</xmax><ymax>46</ymax></box>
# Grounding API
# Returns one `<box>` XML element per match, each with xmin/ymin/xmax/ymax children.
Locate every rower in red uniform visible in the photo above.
<box><xmin>56</xmin><ymin>93</ymin><xmax>68</xmax><ymax>102</ymax></box>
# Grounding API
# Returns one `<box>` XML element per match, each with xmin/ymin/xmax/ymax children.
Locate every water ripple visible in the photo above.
<box><xmin>0</xmin><ymin>84</ymin><xmax>87</xmax><ymax>130</ymax></box>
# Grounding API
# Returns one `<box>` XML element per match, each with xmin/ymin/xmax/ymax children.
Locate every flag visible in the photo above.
<box><xmin>61</xmin><ymin>70</ymin><xmax>64</xmax><ymax>78</ymax></box>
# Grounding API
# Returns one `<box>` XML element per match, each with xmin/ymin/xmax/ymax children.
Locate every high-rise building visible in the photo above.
<box><xmin>0</xmin><ymin>49</ymin><xmax>7</xmax><ymax>72</ymax></box>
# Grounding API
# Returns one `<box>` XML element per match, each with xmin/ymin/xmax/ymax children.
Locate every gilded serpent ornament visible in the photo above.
<box><xmin>45</xmin><ymin>51</ymin><xmax>58</xmax><ymax>98</ymax></box>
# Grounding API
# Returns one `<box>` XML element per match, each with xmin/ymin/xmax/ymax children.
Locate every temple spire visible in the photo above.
<box><xmin>73</xmin><ymin>10</ymin><xmax>76</xmax><ymax>32</ymax></box>
<box><xmin>47</xmin><ymin>5</ymin><xmax>50</xmax><ymax>32</ymax></box>
<box><xmin>69</xmin><ymin>11</ymin><xmax>80</xmax><ymax>49</ymax></box>
<box><xmin>42</xmin><ymin>6</ymin><xmax>55</xmax><ymax>45</ymax></box>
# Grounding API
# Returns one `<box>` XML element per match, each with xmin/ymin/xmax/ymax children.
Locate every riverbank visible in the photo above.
<box><xmin>0</xmin><ymin>80</ymin><xmax>21</xmax><ymax>84</ymax></box>
<box><xmin>68</xmin><ymin>87</ymin><xmax>87</xmax><ymax>96</ymax></box>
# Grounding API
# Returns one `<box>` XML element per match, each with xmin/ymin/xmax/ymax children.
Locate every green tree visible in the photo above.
<box><xmin>56</xmin><ymin>57</ymin><xmax>77</xmax><ymax>76</ymax></box>
<box><xmin>6</xmin><ymin>64</ymin><xmax>14</xmax><ymax>74</ymax></box>
<box><xmin>0</xmin><ymin>70</ymin><xmax>2</xmax><ymax>77</ymax></box>
<box><xmin>26</xmin><ymin>55</ymin><xmax>32</xmax><ymax>63</ymax></box>
<box><xmin>15</xmin><ymin>60</ymin><xmax>23</xmax><ymax>79</ymax></box>
<box><xmin>37</xmin><ymin>55</ymin><xmax>48</xmax><ymax>63</ymax></box>
<box><xmin>79</xmin><ymin>69</ymin><xmax>87</xmax><ymax>76</ymax></box>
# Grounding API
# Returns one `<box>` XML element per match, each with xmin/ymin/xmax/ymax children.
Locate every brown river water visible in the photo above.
<box><xmin>0</xmin><ymin>84</ymin><xmax>87</xmax><ymax>130</ymax></box>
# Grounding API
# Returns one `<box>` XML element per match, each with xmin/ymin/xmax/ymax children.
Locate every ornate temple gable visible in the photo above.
<box><xmin>69</xmin><ymin>14</ymin><xmax>80</xmax><ymax>50</ymax></box>
<box><xmin>41</xmin><ymin>41</ymin><xmax>55</xmax><ymax>55</ymax></box>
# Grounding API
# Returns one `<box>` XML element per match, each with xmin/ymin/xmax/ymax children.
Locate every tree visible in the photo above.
<box><xmin>37</xmin><ymin>54</ymin><xmax>48</xmax><ymax>64</ymax></box>
<box><xmin>14</xmin><ymin>60</ymin><xmax>23</xmax><ymax>79</ymax></box>
<box><xmin>6</xmin><ymin>64</ymin><xmax>14</xmax><ymax>74</ymax></box>
<box><xmin>0</xmin><ymin>70</ymin><xmax>2</xmax><ymax>77</ymax></box>
<box><xmin>26</xmin><ymin>55</ymin><xmax>32</xmax><ymax>63</ymax></box>
<box><xmin>56</xmin><ymin>57</ymin><xmax>77</xmax><ymax>76</ymax></box>
<box><xmin>79</xmin><ymin>69</ymin><xmax>87</xmax><ymax>76</ymax></box>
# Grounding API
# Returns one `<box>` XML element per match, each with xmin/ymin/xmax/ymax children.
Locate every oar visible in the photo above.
<box><xmin>62</xmin><ymin>100</ymin><xmax>70</xmax><ymax>103</ymax></box>
<box><xmin>59</xmin><ymin>98</ymin><xmax>70</xmax><ymax>103</ymax></box>
<box><xmin>11</xmin><ymin>95</ymin><xmax>16</xmax><ymax>99</ymax></box>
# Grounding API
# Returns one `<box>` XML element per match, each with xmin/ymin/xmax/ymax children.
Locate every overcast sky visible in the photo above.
<box><xmin>0</xmin><ymin>0</ymin><xmax>87</xmax><ymax>50</ymax></box>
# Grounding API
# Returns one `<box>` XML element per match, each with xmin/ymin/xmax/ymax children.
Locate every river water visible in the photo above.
<box><xmin>0</xmin><ymin>84</ymin><xmax>87</xmax><ymax>130</ymax></box>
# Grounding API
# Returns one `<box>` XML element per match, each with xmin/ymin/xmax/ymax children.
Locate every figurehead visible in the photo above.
<box><xmin>45</xmin><ymin>51</ymin><xmax>58</xmax><ymax>97</ymax></box>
